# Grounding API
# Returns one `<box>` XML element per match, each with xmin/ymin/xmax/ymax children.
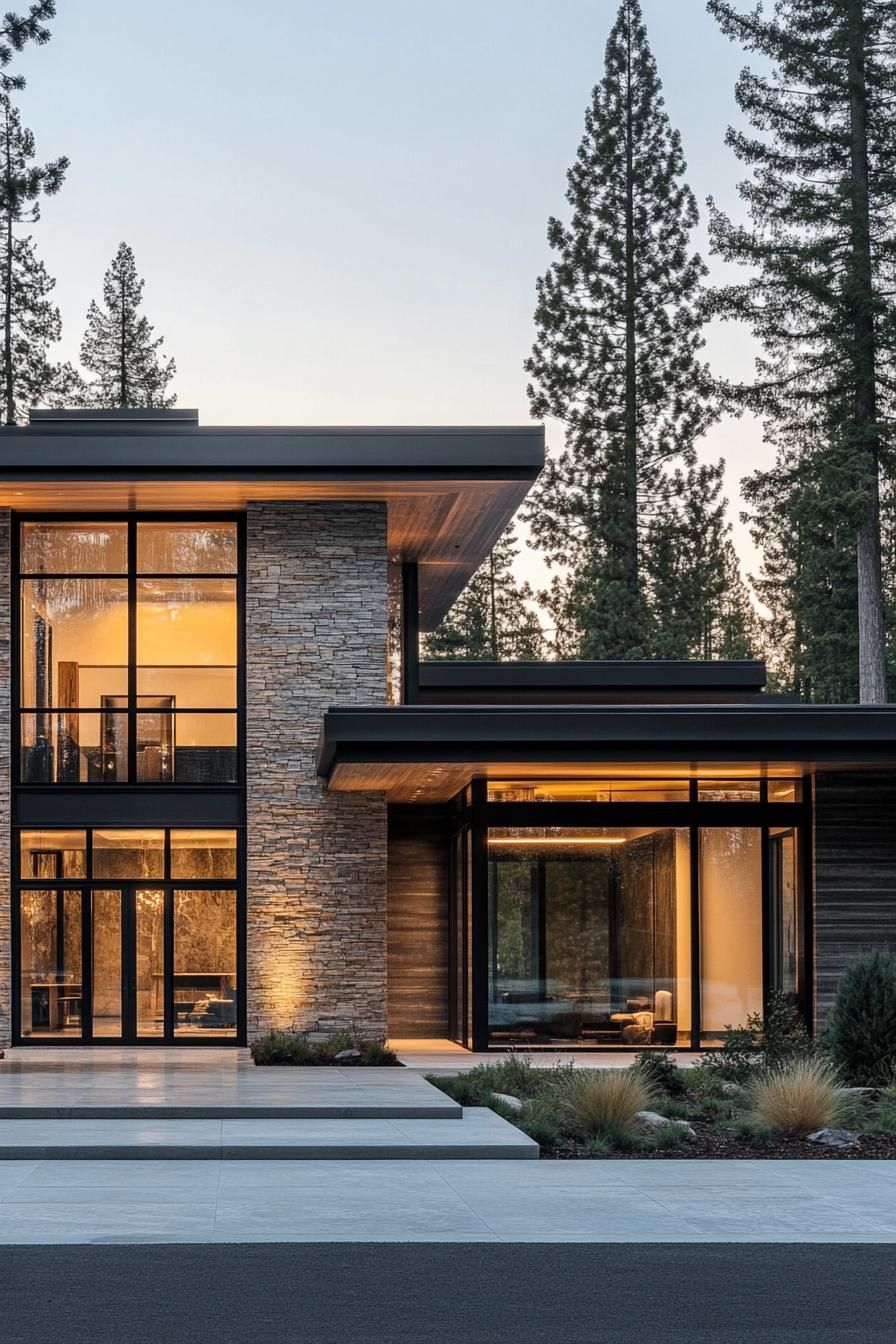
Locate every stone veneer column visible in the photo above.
<box><xmin>245</xmin><ymin>502</ymin><xmax>388</xmax><ymax>1039</ymax></box>
<box><xmin>0</xmin><ymin>512</ymin><xmax>9</xmax><ymax>1047</ymax></box>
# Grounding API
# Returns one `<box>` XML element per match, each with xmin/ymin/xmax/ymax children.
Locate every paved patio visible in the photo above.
<box><xmin>0</xmin><ymin>1157</ymin><xmax>891</xmax><ymax>1243</ymax></box>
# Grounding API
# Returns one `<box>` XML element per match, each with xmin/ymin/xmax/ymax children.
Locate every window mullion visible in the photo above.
<box><xmin>127</xmin><ymin>519</ymin><xmax>137</xmax><ymax>783</ymax></box>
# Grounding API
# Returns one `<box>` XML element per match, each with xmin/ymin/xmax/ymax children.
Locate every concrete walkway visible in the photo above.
<box><xmin>0</xmin><ymin>1158</ymin><xmax>891</xmax><ymax>1243</ymax></box>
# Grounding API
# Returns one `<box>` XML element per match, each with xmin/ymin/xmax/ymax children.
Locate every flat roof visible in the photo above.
<box><xmin>418</xmin><ymin>659</ymin><xmax>768</xmax><ymax>701</ymax></box>
<box><xmin>318</xmin><ymin>703</ymin><xmax>896</xmax><ymax>801</ymax></box>
<box><xmin>0</xmin><ymin>416</ymin><xmax>545</xmax><ymax>625</ymax></box>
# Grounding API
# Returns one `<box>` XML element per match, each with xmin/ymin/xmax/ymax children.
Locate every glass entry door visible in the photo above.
<box><xmin>17</xmin><ymin>884</ymin><xmax>237</xmax><ymax>1043</ymax></box>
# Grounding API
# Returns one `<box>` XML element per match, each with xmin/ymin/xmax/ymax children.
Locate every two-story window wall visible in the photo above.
<box><xmin>12</xmin><ymin>517</ymin><xmax>244</xmax><ymax>1046</ymax></box>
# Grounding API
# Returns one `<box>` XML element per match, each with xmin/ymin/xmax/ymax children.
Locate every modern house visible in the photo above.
<box><xmin>3</xmin><ymin>407</ymin><xmax>896</xmax><ymax>1053</ymax></box>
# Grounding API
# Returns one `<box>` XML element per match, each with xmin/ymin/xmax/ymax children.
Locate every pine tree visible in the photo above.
<box><xmin>524</xmin><ymin>0</ymin><xmax>719</xmax><ymax>659</ymax></box>
<box><xmin>423</xmin><ymin>526</ymin><xmax>546</xmax><ymax>660</ymax></box>
<box><xmin>708</xmin><ymin>0</ymin><xmax>896</xmax><ymax>702</ymax></box>
<box><xmin>743</xmin><ymin>448</ymin><xmax>861</xmax><ymax>700</ymax></box>
<box><xmin>80</xmin><ymin>243</ymin><xmax>176</xmax><ymax>408</ymax></box>
<box><xmin>0</xmin><ymin>4</ymin><xmax>56</xmax><ymax>98</ymax></box>
<box><xmin>645</xmin><ymin>460</ymin><xmax>757</xmax><ymax>659</ymax></box>
<box><xmin>0</xmin><ymin>93</ymin><xmax>66</xmax><ymax>424</ymax></box>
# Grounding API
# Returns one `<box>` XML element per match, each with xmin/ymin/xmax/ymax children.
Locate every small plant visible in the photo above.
<box><xmin>825</xmin><ymin>950</ymin><xmax>896</xmax><ymax>1086</ymax></box>
<box><xmin>727</xmin><ymin>1114</ymin><xmax>774</xmax><ymax>1144</ymax></box>
<box><xmin>556</xmin><ymin>1068</ymin><xmax>654</xmax><ymax>1140</ymax></box>
<box><xmin>696</xmin><ymin>992</ymin><xmax>815</xmax><ymax>1084</ymax></box>
<box><xmin>750</xmin><ymin>1058</ymin><xmax>850</xmax><ymax>1136</ymax></box>
<box><xmin>251</xmin><ymin>1029</ymin><xmax>400</xmax><ymax>1066</ymax></box>
<box><xmin>250</xmin><ymin>1031</ymin><xmax>316</xmax><ymax>1065</ymax></box>
<box><xmin>517</xmin><ymin>1098</ymin><xmax>562</xmax><ymax>1148</ymax></box>
<box><xmin>631</xmin><ymin>1049</ymin><xmax>688</xmax><ymax>1097</ymax></box>
<box><xmin>648</xmin><ymin>1123</ymin><xmax>687</xmax><ymax>1151</ymax></box>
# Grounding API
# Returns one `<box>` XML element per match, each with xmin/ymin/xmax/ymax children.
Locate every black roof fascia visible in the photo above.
<box><xmin>316</xmin><ymin>703</ymin><xmax>896</xmax><ymax>777</ymax></box>
<box><xmin>418</xmin><ymin>659</ymin><xmax>767</xmax><ymax>693</ymax></box>
<box><xmin>0</xmin><ymin>425</ymin><xmax>545</xmax><ymax>474</ymax></box>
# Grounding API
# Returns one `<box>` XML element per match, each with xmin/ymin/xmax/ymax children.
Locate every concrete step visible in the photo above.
<box><xmin>0</xmin><ymin>1067</ymin><xmax>463</xmax><ymax>1121</ymax></box>
<box><xmin>0</xmin><ymin>1108</ymin><xmax>538</xmax><ymax>1161</ymax></box>
<box><xmin>0</xmin><ymin>1101</ymin><xmax>462</xmax><ymax>1120</ymax></box>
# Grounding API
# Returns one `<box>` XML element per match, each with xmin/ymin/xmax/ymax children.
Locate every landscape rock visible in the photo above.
<box><xmin>841</xmin><ymin>1087</ymin><xmax>880</xmax><ymax>1101</ymax></box>
<box><xmin>334</xmin><ymin>1049</ymin><xmax>362</xmax><ymax>1062</ymax></box>
<box><xmin>807</xmin><ymin>1128</ymin><xmax>860</xmax><ymax>1148</ymax></box>
<box><xmin>635</xmin><ymin>1110</ymin><xmax>697</xmax><ymax>1140</ymax></box>
<box><xmin>492</xmin><ymin>1092</ymin><xmax>523</xmax><ymax>1112</ymax></box>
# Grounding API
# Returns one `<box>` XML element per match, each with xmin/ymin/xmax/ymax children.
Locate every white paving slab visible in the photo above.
<box><xmin>0</xmin><ymin>1158</ymin><xmax>889</xmax><ymax>1243</ymax></box>
<box><xmin>0</xmin><ymin>1107</ymin><xmax>536</xmax><ymax>1159</ymax></box>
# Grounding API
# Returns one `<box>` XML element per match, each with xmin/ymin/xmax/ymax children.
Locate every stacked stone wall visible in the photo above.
<box><xmin>0</xmin><ymin>512</ymin><xmax>8</xmax><ymax>1046</ymax></box>
<box><xmin>245</xmin><ymin>502</ymin><xmax>388</xmax><ymax>1038</ymax></box>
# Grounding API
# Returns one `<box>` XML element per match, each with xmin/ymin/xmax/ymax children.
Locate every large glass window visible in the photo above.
<box><xmin>14</xmin><ymin>827</ymin><xmax>239</xmax><ymax>1042</ymax></box>
<box><xmin>487</xmin><ymin>827</ymin><xmax>691</xmax><ymax>1048</ymax></box>
<box><xmin>468</xmin><ymin>779</ymin><xmax>808</xmax><ymax>1050</ymax></box>
<box><xmin>699</xmin><ymin>827</ymin><xmax>763</xmax><ymax>1044</ymax></box>
<box><xmin>17</xmin><ymin>519</ymin><xmax>239</xmax><ymax>784</ymax></box>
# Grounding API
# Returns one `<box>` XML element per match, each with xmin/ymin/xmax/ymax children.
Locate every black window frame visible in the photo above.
<box><xmin>13</xmin><ymin>512</ymin><xmax>245</xmax><ymax>789</ymax></box>
<box><xmin>449</xmin><ymin>776</ymin><xmax>813</xmax><ymax>1051</ymax></box>
<box><xmin>11</xmin><ymin>823</ymin><xmax>246</xmax><ymax>1046</ymax></box>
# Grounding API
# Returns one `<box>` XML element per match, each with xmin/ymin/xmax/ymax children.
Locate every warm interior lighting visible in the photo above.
<box><xmin>488</xmin><ymin>836</ymin><xmax>627</xmax><ymax>847</ymax></box>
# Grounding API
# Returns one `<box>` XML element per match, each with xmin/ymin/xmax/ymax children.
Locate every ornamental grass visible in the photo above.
<box><xmin>557</xmin><ymin>1068</ymin><xmax>654</xmax><ymax>1140</ymax></box>
<box><xmin>750</xmin><ymin>1058</ymin><xmax>850</xmax><ymax>1136</ymax></box>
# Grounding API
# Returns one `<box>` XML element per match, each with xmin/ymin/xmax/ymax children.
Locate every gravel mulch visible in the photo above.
<box><xmin>543</xmin><ymin>1118</ymin><xmax>896</xmax><ymax>1160</ymax></box>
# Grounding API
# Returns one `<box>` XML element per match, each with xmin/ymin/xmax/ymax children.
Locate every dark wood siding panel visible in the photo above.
<box><xmin>387</xmin><ymin>814</ymin><xmax>450</xmax><ymax>1038</ymax></box>
<box><xmin>814</xmin><ymin>771</ymin><xmax>896</xmax><ymax>1019</ymax></box>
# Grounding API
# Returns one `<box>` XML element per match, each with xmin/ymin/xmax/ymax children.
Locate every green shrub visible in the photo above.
<box><xmin>250</xmin><ymin>1031</ymin><xmax>317</xmax><ymax>1065</ymax></box>
<box><xmin>251</xmin><ymin>1029</ymin><xmax>400</xmax><ymax>1067</ymax></box>
<box><xmin>631</xmin><ymin>1050</ymin><xmax>688</xmax><ymax>1097</ymax></box>
<box><xmin>698</xmin><ymin>992</ymin><xmax>815</xmax><ymax>1084</ymax></box>
<box><xmin>825</xmin><ymin>950</ymin><xmax>896</xmax><ymax>1086</ymax></box>
<box><xmin>517</xmin><ymin>1098</ymin><xmax>562</xmax><ymax>1148</ymax></box>
<box><xmin>648</xmin><ymin>1123</ymin><xmax>687</xmax><ymax>1151</ymax></box>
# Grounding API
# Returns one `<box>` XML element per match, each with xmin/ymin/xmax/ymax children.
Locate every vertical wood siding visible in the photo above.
<box><xmin>387</xmin><ymin>811</ymin><xmax>450</xmax><ymax>1038</ymax></box>
<box><xmin>814</xmin><ymin>771</ymin><xmax>896</xmax><ymax>1019</ymax></box>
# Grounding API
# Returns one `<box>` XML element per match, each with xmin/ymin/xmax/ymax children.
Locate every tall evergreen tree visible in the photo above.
<box><xmin>743</xmin><ymin>448</ymin><xmax>862</xmax><ymax>700</ymax></box>
<box><xmin>0</xmin><ymin>93</ymin><xmax>66</xmax><ymax>424</ymax></box>
<box><xmin>0</xmin><ymin>4</ymin><xmax>56</xmax><ymax>100</ymax></box>
<box><xmin>645</xmin><ymin>460</ymin><xmax>758</xmax><ymax>659</ymax></box>
<box><xmin>708</xmin><ymin>0</ymin><xmax>896</xmax><ymax>702</ymax></box>
<box><xmin>524</xmin><ymin>0</ymin><xmax>721</xmax><ymax>659</ymax></box>
<box><xmin>423</xmin><ymin>526</ymin><xmax>546</xmax><ymax>661</ymax></box>
<box><xmin>80</xmin><ymin>243</ymin><xmax>176</xmax><ymax>408</ymax></box>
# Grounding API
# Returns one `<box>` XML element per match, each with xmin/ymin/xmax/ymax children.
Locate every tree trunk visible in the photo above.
<box><xmin>847</xmin><ymin>0</ymin><xmax>888</xmax><ymax>703</ymax></box>
<box><xmin>3</xmin><ymin>107</ymin><xmax>13</xmax><ymax>427</ymax></box>
<box><xmin>622</xmin><ymin>0</ymin><xmax>640</xmax><ymax>607</ymax></box>
<box><xmin>488</xmin><ymin>551</ymin><xmax>498</xmax><ymax>659</ymax></box>
<box><xmin>119</xmin><ymin>272</ymin><xmax>128</xmax><ymax>407</ymax></box>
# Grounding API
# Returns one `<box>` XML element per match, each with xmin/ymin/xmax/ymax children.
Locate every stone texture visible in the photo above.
<box><xmin>0</xmin><ymin>512</ymin><xmax>9</xmax><ymax>1047</ymax></box>
<box><xmin>807</xmin><ymin>1128</ymin><xmax>859</xmax><ymax>1149</ymax></box>
<box><xmin>245</xmin><ymin>502</ymin><xmax>388</xmax><ymax>1041</ymax></box>
<box><xmin>635</xmin><ymin>1111</ymin><xmax>696</xmax><ymax>1140</ymax></box>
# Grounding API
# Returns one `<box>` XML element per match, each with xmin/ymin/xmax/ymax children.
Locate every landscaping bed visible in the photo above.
<box><xmin>425</xmin><ymin>963</ymin><xmax>896</xmax><ymax>1159</ymax></box>
<box><xmin>251</xmin><ymin>1029</ymin><xmax>402</xmax><ymax>1066</ymax></box>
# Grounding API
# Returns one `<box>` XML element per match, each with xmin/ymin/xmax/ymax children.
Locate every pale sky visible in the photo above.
<box><xmin>16</xmin><ymin>0</ymin><xmax>767</xmax><ymax>591</ymax></box>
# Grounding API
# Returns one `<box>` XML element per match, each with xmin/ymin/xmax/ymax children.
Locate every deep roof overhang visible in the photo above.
<box><xmin>0</xmin><ymin>422</ymin><xmax>544</xmax><ymax>626</ymax></box>
<box><xmin>317</xmin><ymin>703</ymin><xmax>896</xmax><ymax>801</ymax></box>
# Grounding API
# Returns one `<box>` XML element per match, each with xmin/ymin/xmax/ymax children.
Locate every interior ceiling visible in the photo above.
<box><xmin>0</xmin><ymin>477</ymin><xmax>531</xmax><ymax>628</ymax></box>
<box><xmin>327</xmin><ymin>760</ymin><xmax>812</xmax><ymax>803</ymax></box>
